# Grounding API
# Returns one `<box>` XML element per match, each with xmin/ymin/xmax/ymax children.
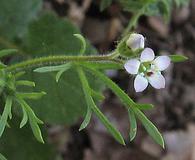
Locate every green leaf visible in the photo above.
<box><xmin>128</xmin><ymin>109</ymin><xmax>137</xmax><ymax>141</ymax></box>
<box><xmin>18</xmin><ymin>13</ymin><xmax>102</xmax><ymax>124</ymax></box>
<box><xmin>0</xmin><ymin>0</ymin><xmax>42</xmax><ymax>39</ymax></box>
<box><xmin>17</xmin><ymin>98</ymin><xmax>44</xmax><ymax>143</ymax></box>
<box><xmin>16</xmin><ymin>80</ymin><xmax>35</xmax><ymax>87</ymax></box>
<box><xmin>23</xmin><ymin>13</ymin><xmax>95</xmax><ymax>55</ymax></box>
<box><xmin>16</xmin><ymin>92</ymin><xmax>46</xmax><ymax>100</ymax></box>
<box><xmin>14</xmin><ymin>71</ymin><xmax>26</xmax><ymax>79</ymax></box>
<box><xmin>0</xmin><ymin>49</ymin><xmax>17</xmax><ymax>58</ymax></box>
<box><xmin>34</xmin><ymin>64</ymin><xmax>70</xmax><ymax>73</ymax></box>
<box><xmin>100</xmin><ymin>0</ymin><xmax>112</xmax><ymax>11</ymax></box>
<box><xmin>0</xmin><ymin>153</ymin><xmax>7</xmax><ymax>160</ymax></box>
<box><xmin>55</xmin><ymin>63</ymin><xmax>72</xmax><ymax>82</ymax></box>
<box><xmin>0</xmin><ymin>117</ymin><xmax>55</xmax><ymax>160</ymax></box>
<box><xmin>90</xmin><ymin>88</ymin><xmax>105</xmax><ymax>101</ymax></box>
<box><xmin>74</xmin><ymin>34</ymin><xmax>87</xmax><ymax>55</ymax></box>
<box><xmin>79</xmin><ymin>105</ymin><xmax>92</xmax><ymax>131</ymax></box>
<box><xmin>77</xmin><ymin>67</ymin><xmax>125</xmax><ymax>145</ymax></box>
<box><xmin>0</xmin><ymin>96</ymin><xmax>12</xmax><ymax>137</ymax></box>
<box><xmin>136</xmin><ymin>103</ymin><xmax>154</xmax><ymax>110</ymax></box>
<box><xmin>84</xmin><ymin>67</ymin><xmax>137</xmax><ymax>108</ymax></box>
<box><xmin>133</xmin><ymin>108</ymin><xmax>164</xmax><ymax>148</ymax></box>
<box><xmin>20</xmin><ymin>105</ymin><xmax>28</xmax><ymax>128</ymax></box>
<box><xmin>169</xmin><ymin>55</ymin><xmax>188</xmax><ymax>62</ymax></box>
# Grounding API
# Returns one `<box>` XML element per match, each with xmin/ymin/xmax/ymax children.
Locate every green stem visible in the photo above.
<box><xmin>5</xmin><ymin>53</ymin><xmax>122</xmax><ymax>72</ymax></box>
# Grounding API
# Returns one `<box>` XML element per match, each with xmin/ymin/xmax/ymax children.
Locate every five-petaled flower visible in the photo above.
<box><xmin>124</xmin><ymin>48</ymin><xmax>171</xmax><ymax>92</ymax></box>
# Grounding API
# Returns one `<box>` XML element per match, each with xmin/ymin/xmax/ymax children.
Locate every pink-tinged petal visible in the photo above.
<box><xmin>124</xmin><ymin>59</ymin><xmax>140</xmax><ymax>75</ymax></box>
<box><xmin>153</xmin><ymin>56</ymin><xmax>171</xmax><ymax>71</ymax></box>
<box><xmin>134</xmin><ymin>74</ymin><xmax>148</xmax><ymax>92</ymax></box>
<box><xmin>126</xmin><ymin>33</ymin><xmax>145</xmax><ymax>51</ymax></box>
<box><xmin>148</xmin><ymin>73</ymin><xmax>165</xmax><ymax>89</ymax></box>
<box><xmin>140</xmin><ymin>48</ymin><xmax>155</xmax><ymax>62</ymax></box>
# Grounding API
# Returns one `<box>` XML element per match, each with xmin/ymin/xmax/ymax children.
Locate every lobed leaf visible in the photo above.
<box><xmin>77</xmin><ymin>67</ymin><xmax>125</xmax><ymax>145</ymax></box>
<box><xmin>17</xmin><ymin>98</ymin><xmax>44</xmax><ymax>143</ymax></box>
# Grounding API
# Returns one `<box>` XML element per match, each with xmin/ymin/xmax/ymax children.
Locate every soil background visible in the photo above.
<box><xmin>45</xmin><ymin>0</ymin><xmax>195</xmax><ymax>159</ymax></box>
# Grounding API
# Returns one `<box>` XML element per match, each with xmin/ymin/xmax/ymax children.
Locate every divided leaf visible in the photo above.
<box><xmin>0</xmin><ymin>96</ymin><xmax>12</xmax><ymax>137</ymax></box>
<box><xmin>17</xmin><ymin>98</ymin><xmax>44</xmax><ymax>143</ymax></box>
<box><xmin>84</xmin><ymin>67</ymin><xmax>136</xmax><ymax>108</ymax></box>
<box><xmin>77</xmin><ymin>67</ymin><xmax>125</xmax><ymax>145</ymax></box>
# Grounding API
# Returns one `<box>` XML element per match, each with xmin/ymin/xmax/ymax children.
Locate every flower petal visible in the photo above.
<box><xmin>140</xmin><ymin>48</ymin><xmax>155</xmax><ymax>62</ymax></box>
<box><xmin>134</xmin><ymin>74</ymin><xmax>148</xmax><ymax>92</ymax></box>
<box><xmin>126</xmin><ymin>33</ymin><xmax>145</xmax><ymax>51</ymax></box>
<box><xmin>124</xmin><ymin>59</ymin><xmax>140</xmax><ymax>74</ymax></box>
<box><xmin>153</xmin><ymin>56</ymin><xmax>171</xmax><ymax>71</ymax></box>
<box><xmin>148</xmin><ymin>73</ymin><xmax>165</xmax><ymax>89</ymax></box>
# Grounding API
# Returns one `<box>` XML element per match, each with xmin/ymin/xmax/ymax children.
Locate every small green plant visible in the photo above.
<box><xmin>0</xmin><ymin>0</ymin><xmax>190</xmax><ymax>159</ymax></box>
<box><xmin>0</xmin><ymin>33</ymin><xmax>187</xmax><ymax>158</ymax></box>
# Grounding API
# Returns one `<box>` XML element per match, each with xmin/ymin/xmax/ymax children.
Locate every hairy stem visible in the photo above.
<box><xmin>5</xmin><ymin>53</ymin><xmax>122</xmax><ymax>72</ymax></box>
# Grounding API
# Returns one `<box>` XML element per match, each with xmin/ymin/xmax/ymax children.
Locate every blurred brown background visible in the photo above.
<box><xmin>45</xmin><ymin>0</ymin><xmax>195</xmax><ymax>159</ymax></box>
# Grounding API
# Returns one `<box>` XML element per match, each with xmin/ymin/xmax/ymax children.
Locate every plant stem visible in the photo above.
<box><xmin>5</xmin><ymin>53</ymin><xmax>122</xmax><ymax>72</ymax></box>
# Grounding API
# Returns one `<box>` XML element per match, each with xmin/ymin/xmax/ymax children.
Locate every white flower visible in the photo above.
<box><xmin>126</xmin><ymin>33</ymin><xmax>145</xmax><ymax>51</ymax></box>
<box><xmin>124</xmin><ymin>48</ymin><xmax>171</xmax><ymax>92</ymax></box>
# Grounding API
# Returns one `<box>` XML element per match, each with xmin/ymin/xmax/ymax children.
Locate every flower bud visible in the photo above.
<box><xmin>126</xmin><ymin>33</ymin><xmax>145</xmax><ymax>51</ymax></box>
